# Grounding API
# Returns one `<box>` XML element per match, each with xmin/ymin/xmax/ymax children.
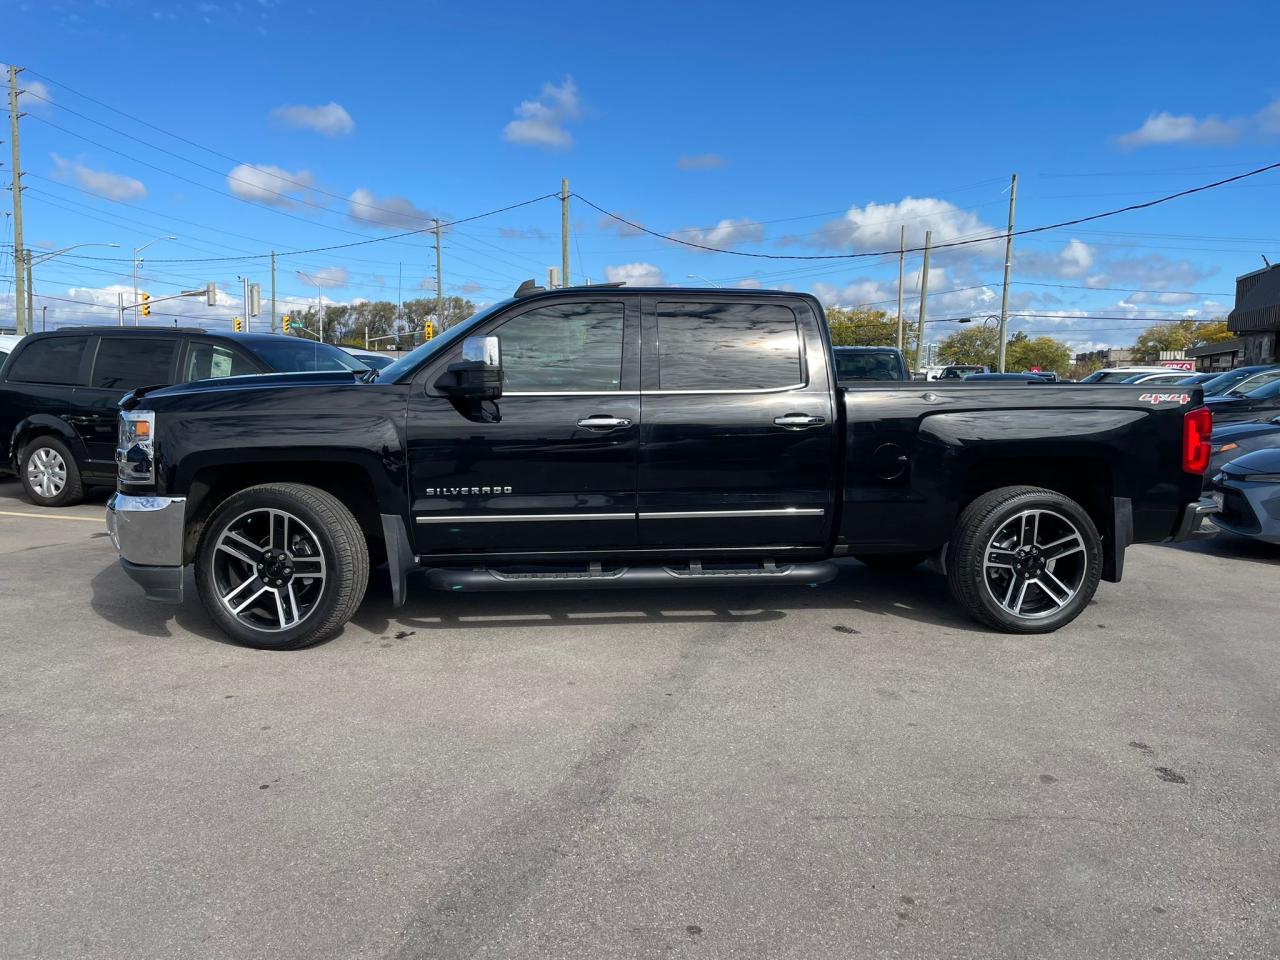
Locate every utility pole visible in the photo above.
<box><xmin>896</xmin><ymin>225</ymin><xmax>905</xmax><ymax>353</ymax></box>
<box><xmin>270</xmin><ymin>251</ymin><xmax>277</xmax><ymax>333</ymax></box>
<box><xmin>434</xmin><ymin>218</ymin><xmax>443</xmax><ymax>331</ymax></box>
<box><xmin>913</xmin><ymin>230</ymin><xmax>932</xmax><ymax>373</ymax></box>
<box><xmin>117</xmin><ymin>292</ymin><xmax>124</xmax><ymax>327</ymax></box>
<box><xmin>997</xmin><ymin>173</ymin><xmax>1018</xmax><ymax>373</ymax></box>
<box><xmin>41</xmin><ymin>304</ymin><xmax>46</xmax><ymax>331</ymax></box>
<box><xmin>8</xmin><ymin>65</ymin><xmax>27</xmax><ymax>335</ymax></box>
<box><xmin>25</xmin><ymin>247</ymin><xmax>33</xmax><ymax>324</ymax></box>
<box><xmin>560</xmin><ymin>177</ymin><xmax>570</xmax><ymax>288</ymax></box>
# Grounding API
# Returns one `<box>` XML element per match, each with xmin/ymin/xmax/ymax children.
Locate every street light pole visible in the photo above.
<box><xmin>28</xmin><ymin>242</ymin><xmax>120</xmax><ymax>326</ymax></box>
<box><xmin>133</xmin><ymin>235</ymin><xmax>177</xmax><ymax>324</ymax></box>
<box><xmin>687</xmin><ymin>274</ymin><xmax>721</xmax><ymax>288</ymax></box>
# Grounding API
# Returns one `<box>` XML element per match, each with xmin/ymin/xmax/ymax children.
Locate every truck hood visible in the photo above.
<box><xmin>120</xmin><ymin>370</ymin><xmax>362</xmax><ymax>409</ymax></box>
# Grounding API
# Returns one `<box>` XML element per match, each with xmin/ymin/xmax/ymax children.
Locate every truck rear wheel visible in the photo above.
<box><xmin>947</xmin><ymin>485</ymin><xmax>1101</xmax><ymax>634</ymax></box>
<box><xmin>194</xmin><ymin>483</ymin><xmax>369</xmax><ymax>650</ymax></box>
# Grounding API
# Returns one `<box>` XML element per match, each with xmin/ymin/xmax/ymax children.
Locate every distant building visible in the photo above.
<box><xmin>1227</xmin><ymin>264</ymin><xmax>1280</xmax><ymax>365</ymax></box>
<box><xmin>1186</xmin><ymin>338</ymin><xmax>1243</xmax><ymax>372</ymax></box>
<box><xmin>1073</xmin><ymin>347</ymin><xmax>1134</xmax><ymax>367</ymax></box>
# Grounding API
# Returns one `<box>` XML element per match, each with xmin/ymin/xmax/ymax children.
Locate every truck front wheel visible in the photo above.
<box><xmin>947</xmin><ymin>485</ymin><xmax>1102</xmax><ymax>634</ymax></box>
<box><xmin>194</xmin><ymin>483</ymin><xmax>369</xmax><ymax>650</ymax></box>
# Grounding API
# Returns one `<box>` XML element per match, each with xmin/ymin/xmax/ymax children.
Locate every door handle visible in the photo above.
<box><xmin>576</xmin><ymin>415</ymin><xmax>633</xmax><ymax>430</ymax></box>
<box><xmin>773</xmin><ymin>413</ymin><xmax>826</xmax><ymax>429</ymax></box>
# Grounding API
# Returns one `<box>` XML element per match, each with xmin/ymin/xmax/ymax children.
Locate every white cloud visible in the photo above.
<box><xmin>679</xmin><ymin>218</ymin><xmax>764</xmax><ymax>250</ymax></box>
<box><xmin>50</xmin><ymin>153</ymin><xmax>147</xmax><ymax>201</ymax></box>
<box><xmin>604</xmin><ymin>262</ymin><xmax>664</xmax><ymax>286</ymax></box>
<box><xmin>812</xmin><ymin>278</ymin><xmax>895</xmax><ymax>308</ymax></box>
<box><xmin>733</xmin><ymin>278</ymin><xmax>763</xmax><ymax>289</ymax></box>
<box><xmin>677</xmin><ymin>153</ymin><xmax>727</xmax><ymax>171</ymax></box>
<box><xmin>498</xmin><ymin>226</ymin><xmax>549</xmax><ymax>240</ymax></box>
<box><xmin>1116</xmin><ymin>111</ymin><xmax>1240</xmax><ymax>148</ymax></box>
<box><xmin>297</xmin><ymin>266</ymin><xmax>348</xmax><ymax>289</ymax></box>
<box><xmin>814</xmin><ymin>197</ymin><xmax>1002</xmax><ymax>258</ymax></box>
<box><xmin>1017</xmin><ymin>239</ymin><xmax>1096</xmax><ymax>279</ymax></box>
<box><xmin>270</xmin><ymin>101</ymin><xmax>355</xmax><ymax>136</ymax></box>
<box><xmin>597</xmin><ymin>213</ymin><xmax>646</xmax><ymax>238</ymax></box>
<box><xmin>0</xmin><ymin>66</ymin><xmax>52</xmax><ymax>111</ymax></box>
<box><xmin>502</xmin><ymin>77</ymin><xmax>582</xmax><ymax>149</ymax></box>
<box><xmin>227</xmin><ymin>163</ymin><xmax>316</xmax><ymax>207</ymax></box>
<box><xmin>347</xmin><ymin>187</ymin><xmax>432</xmax><ymax>229</ymax></box>
<box><xmin>1256</xmin><ymin>97</ymin><xmax>1280</xmax><ymax>136</ymax></box>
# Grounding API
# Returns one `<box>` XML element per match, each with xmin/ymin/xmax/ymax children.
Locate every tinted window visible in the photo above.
<box><xmin>496</xmin><ymin>301</ymin><xmax>625</xmax><ymax>391</ymax></box>
<box><xmin>834</xmin><ymin>350</ymin><xmax>904</xmax><ymax>381</ymax></box>
<box><xmin>184</xmin><ymin>343</ymin><xmax>259</xmax><ymax>381</ymax></box>
<box><xmin>657</xmin><ymin>302</ymin><xmax>802</xmax><ymax>390</ymax></box>
<box><xmin>91</xmin><ymin>337</ymin><xmax>176</xmax><ymax>390</ymax></box>
<box><xmin>6</xmin><ymin>336</ymin><xmax>89</xmax><ymax>385</ymax></box>
<box><xmin>250</xmin><ymin>340</ymin><xmax>368</xmax><ymax>373</ymax></box>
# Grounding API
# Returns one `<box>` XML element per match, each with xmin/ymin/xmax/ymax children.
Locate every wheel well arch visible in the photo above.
<box><xmin>9</xmin><ymin>416</ymin><xmax>87</xmax><ymax>470</ymax></box>
<box><xmin>182</xmin><ymin>461</ymin><xmax>386</xmax><ymax>564</ymax></box>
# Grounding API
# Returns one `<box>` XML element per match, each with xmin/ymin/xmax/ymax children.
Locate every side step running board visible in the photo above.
<box><xmin>423</xmin><ymin>560</ymin><xmax>839</xmax><ymax>592</ymax></box>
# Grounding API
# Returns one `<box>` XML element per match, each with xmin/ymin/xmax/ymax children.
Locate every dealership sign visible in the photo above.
<box><xmin>1160</xmin><ymin>360</ymin><xmax>1195</xmax><ymax>371</ymax></box>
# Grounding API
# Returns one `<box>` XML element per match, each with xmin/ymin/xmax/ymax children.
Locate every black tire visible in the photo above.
<box><xmin>194</xmin><ymin>483</ymin><xmax>369</xmax><ymax>650</ymax></box>
<box><xmin>19</xmin><ymin>436</ymin><xmax>85</xmax><ymax>508</ymax></box>
<box><xmin>854</xmin><ymin>552</ymin><xmax>928</xmax><ymax>573</ymax></box>
<box><xmin>947</xmin><ymin>485</ymin><xmax>1102</xmax><ymax>634</ymax></box>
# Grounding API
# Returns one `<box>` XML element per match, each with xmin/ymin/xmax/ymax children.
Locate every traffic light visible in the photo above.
<box><xmin>282</xmin><ymin>315</ymin><xmax>291</xmax><ymax>334</ymax></box>
<box><xmin>424</xmin><ymin>320</ymin><xmax>435</xmax><ymax>342</ymax></box>
<box><xmin>233</xmin><ymin>317</ymin><xmax>243</xmax><ymax>333</ymax></box>
<box><xmin>140</xmin><ymin>292</ymin><xmax>150</xmax><ymax>317</ymax></box>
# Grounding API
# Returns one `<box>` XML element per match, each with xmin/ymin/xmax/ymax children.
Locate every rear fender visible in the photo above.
<box><xmin>9</xmin><ymin>415</ymin><xmax>90</xmax><ymax>471</ymax></box>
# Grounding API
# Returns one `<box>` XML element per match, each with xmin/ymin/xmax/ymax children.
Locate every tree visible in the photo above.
<box><xmin>936</xmin><ymin>326</ymin><xmax>1000</xmax><ymax>368</ymax></box>
<box><xmin>826</xmin><ymin>307</ymin><xmax>917</xmax><ymax>356</ymax></box>
<box><xmin>1006</xmin><ymin>335</ymin><xmax>1073</xmax><ymax>377</ymax></box>
<box><xmin>935</xmin><ymin>325</ymin><xmax>1073</xmax><ymax>376</ymax></box>
<box><xmin>1131</xmin><ymin>317</ymin><xmax>1233</xmax><ymax>361</ymax></box>
<box><xmin>284</xmin><ymin>296</ymin><xmax>476</xmax><ymax>346</ymax></box>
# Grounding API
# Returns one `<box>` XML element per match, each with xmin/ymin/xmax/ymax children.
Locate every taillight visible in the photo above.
<box><xmin>1182</xmin><ymin>406</ymin><xmax>1212</xmax><ymax>474</ymax></box>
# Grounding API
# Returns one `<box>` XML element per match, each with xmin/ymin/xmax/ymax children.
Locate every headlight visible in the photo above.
<box><xmin>117</xmin><ymin>410</ymin><xmax>156</xmax><ymax>485</ymax></box>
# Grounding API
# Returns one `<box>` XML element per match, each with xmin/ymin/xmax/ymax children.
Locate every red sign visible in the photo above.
<box><xmin>1029</xmin><ymin>365</ymin><xmax>1041</xmax><ymax>372</ymax></box>
<box><xmin>1160</xmin><ymin>360</ymin><xmax>1195</xmax><ymax>371</ymax></box>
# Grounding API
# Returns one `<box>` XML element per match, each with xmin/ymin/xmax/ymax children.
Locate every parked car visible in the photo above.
<box><xmin>962</xmin><ymin>373</ymin><xmax>1047</xmax><ymax>382</ymax></box>
<box><xmin>1198</xmin><ymin>364</ymin><xmax>1280</xmax><ymax>397</ymax></box>
<box><xmin>1079</xmin><ymin>366</ymin><xmax>1174</xmax><ymax>383</ymax></box>
<box><xmin>1176</xmin><ymin>372</ymin><xmax>1220</xmax><ymax>387</ymax></box>
<box><xmin>1207</xmin><ymin>416</ymin><xmax>1280</xmax><ymax>483</ymax></box>
<box><xmin>0</xmin><ymin>327</ymin><xmax>368</xmax><ymax>507</ymax></box>
<box><xmin>1210</xmin><ymin>448</ymin><xmax>1280</xmax><ymax>544</ymax></box>
<box><xmin>1205</xmin><ymin>376</ymin><xmax>1280</xmax><ymax>425</ymax></box>
<box><xmin>832</xmin><ymin>346</ymin><xmax>910</xmax><ymax>382</ymax></box>
<box><xmin>939</xmin><ymin>364</ymin><xmax>988</xmax><ymax>379</ymax></box>
<box><xmin>0</xmin><ymin>333</ymin><xmax>24</xmax><ymax>365</ymax></box>
<box><xmin>106</xmin><ymin>282</ymin><xmax>1214</xmax><ymax>650</ymax></box>
<box><xmin>343</xmin><ymin>346</ymin><xmax>399</xmax><ymax>371</ymax></box>
<box><xmin>1124</xmin><ymin>371</ymin><xmax>1201</xmax><ymax>385</ymax></box>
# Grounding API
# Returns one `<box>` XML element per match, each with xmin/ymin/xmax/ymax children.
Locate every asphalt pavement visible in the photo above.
<box><xmin>1</xmin><ymin>479</ymin><xmax>1277</xmax><ymax>960</ymax></box>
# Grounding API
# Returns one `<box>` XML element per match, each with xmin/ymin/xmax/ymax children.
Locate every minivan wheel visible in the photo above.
<box><xmin>947</xmin><ymin>485</ymin><xmax>1102</xmax><ymax>634</ymax></box>
<box><xmin>20</xmin><ymin>436</ymin><xmax>85</xmax><ymax>507</ymax></box>
<box><xmin>195</xmin><ymin>483</ymin><xmax>369</xmax><ymax>650</ymax></box>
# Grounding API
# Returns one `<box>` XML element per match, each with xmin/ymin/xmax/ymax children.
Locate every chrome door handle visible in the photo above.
<box><xmin>577</xmin><ymin>415</ymin><xmax>633</xmax><ymax>430</ymax></box>
<box><xmin>773</xmin><ymin>413</ymin><xmax>826</xmax><ymax>429</ymax></box>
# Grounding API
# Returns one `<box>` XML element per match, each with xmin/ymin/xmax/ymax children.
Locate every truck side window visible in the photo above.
<box><xmin>184</xmin><ymin>343</ymin><xmax>258</xmax><ymax>381</ymax></box>
<box><xmin>657</xmin><ymin>302</ymin><xmax>803</xmax><ymax>391</ymax></box>
<box><xmin>6</xmin><ymin>336</ymin><xmax>89</xmax><ymax>385</ymax></box>
<box><xmin>497</xmin><ymin>301</ymin><xmax>625</xmax><ymax>392</ymax></box>
<box><xmin>92</xmin><ymin>337</ymin><xmax>177</xmax><ymax>390</ymax></box>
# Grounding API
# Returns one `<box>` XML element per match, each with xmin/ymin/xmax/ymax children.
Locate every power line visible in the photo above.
<box><xmin>572</xmin><ymin>159</ymin><xmax>1280</xmax><ymax>260</ymax></box>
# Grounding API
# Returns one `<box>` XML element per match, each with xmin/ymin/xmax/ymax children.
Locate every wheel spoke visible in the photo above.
<box><xmin>1042</xmin><ymin>568</ymin><xmax>1074</xmax><ymax>599</ymax></box>
<box><xmin>1042</xmin><ymin>533</ymin><xmax>1084</xmax><ymax>560</ymax></box>
<box><xmin>273</xmin><ymin>588</ymin><xmax>294</xmax><ymax>629</ymax></box>
<box><xmin>212</xmin><ymin>506</ymin><xmax>327</xmax><ymax>633</ymax></box>
<box><xmin>216</xmin><ymin>542</ymin><xmax>259</xmax><ymax>567</ymax></box>
<box><xmin>220</xmin><ymin>575</ymin><xmax>259</xmax><ymax>606</ymax></box>
<box><xmin>230</xmin><ymin>584</ymin><xmax>270</xmax><ymax>614</ymax></box>
<box><xmin>1033</xmin><ymin>577</ymin><xmax>1068</xmax><ymax>607</ymax></box>
<box><xmin>1012</xmin><ymin>580</ymin><xmax>1029</xmax><ymax>614</ymax></box>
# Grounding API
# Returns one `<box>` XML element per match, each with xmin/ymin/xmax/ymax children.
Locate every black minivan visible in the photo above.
<box><xmin>0</xmin><ymin>327</ymin><xmax>368</xmax><ymax>507</ymax></box>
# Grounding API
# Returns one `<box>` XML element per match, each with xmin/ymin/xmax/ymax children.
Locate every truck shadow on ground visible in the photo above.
<box><xmin>350</xmin><ymin>560</ymin><xmax>980</xmax><ymax>638</ymax></box>
<box><xmin>1160</xmin><ymin>531</ymin><xmax>1280</xmax><ymax>567</ymax></box>
<box><xmin>88</xmin><ymin>559</ymin><xmax>981</xmax><ymax>646</ymax></box>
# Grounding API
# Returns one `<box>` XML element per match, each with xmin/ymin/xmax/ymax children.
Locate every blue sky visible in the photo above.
<box><xmin>4</xmin><ymin>0</ymin><xmax>1280</xmax><ymax>350</ymax></box>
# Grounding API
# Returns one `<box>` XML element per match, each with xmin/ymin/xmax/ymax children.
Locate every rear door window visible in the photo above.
<box><xmin>184</xmin><ymin>342</ymin><xmax>260</xmax><ymax>381</ymax></box>
<box><xmin>91</xmin><ymin>337</ymin><xmax>177</xmax><ymax>390</ymax></box>
<box><xmin>6</xmin><ymin>336</ymin><xmax>89</xmax><ymax>385</ymax></box>
<box><xmin>656</xmin><ymin>301</ymin><xmax>803</xmax><ymax>391</ymax></box>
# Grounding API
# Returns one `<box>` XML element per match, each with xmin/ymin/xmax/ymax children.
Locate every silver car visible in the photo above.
<box><xmin>1211</xmin><ymin>448</ymin><xmax>1280</xmax><ymax>544</ymax></box>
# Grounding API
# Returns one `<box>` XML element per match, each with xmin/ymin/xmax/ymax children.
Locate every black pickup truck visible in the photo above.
<box><xmin>106</xmin><ymin>284</ymin><xmax>1216</xmax><ymax>650</ymax></box>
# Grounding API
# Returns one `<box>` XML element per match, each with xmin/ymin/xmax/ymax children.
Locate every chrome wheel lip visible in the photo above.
<box><xmin>26</xmin><ymin>446</ymin><xmax>68</xmax><ymax>499</ymax></box>
<box><xmin>212</xmin><ymin>507</ymin><xmax>328</xmax><ymax>634</ymax></box>
<box><xmin>982</xmin><ymin>508</ymin><xmax>1087</xmax><ymax>621</ymax></box>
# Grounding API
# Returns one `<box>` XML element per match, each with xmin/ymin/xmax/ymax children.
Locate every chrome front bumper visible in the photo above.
<box><xmin>1171</xmin><ymin>495</ymin><xmax>1219</xmax><ymax>541</ymax></box>
<box><xmin>106</xmin><ymin>492</ymin><xmax>187</xmax><ymax>602</ymax></box>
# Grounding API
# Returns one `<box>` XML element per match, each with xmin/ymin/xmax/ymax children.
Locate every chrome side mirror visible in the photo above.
<box><xmin>436</xmin><ymin>335</ymin><xmax>503</xmax><ymax>400</ymax></box>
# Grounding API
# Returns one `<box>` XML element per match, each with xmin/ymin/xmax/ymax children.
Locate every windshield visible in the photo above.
<box><xmin>1202</xmin><ymin>366</ymin><xmax>1278</xmax><ymax>396</ymax></box>
<box><xmin>253</xmin><ymin>339</ymin><xmax>368</xmax><ymax>374</ymax></box>
<box><xmin>1229</xmin><ymin>368</ymin><xmax>1280</xmax><ymax>395</ymax></box>
<box><xmin>379</xmin><ymin>300</ymin><xmax>511</xmax><ymax>383</ymax></box>
<box><xmin>833</xmin><ymin>350</ymin><xmax>904</xmax><ymax>381</ymax></box>
<box><xmin>354</xmin><ymin>353</ymin><xmax>396</xmax><ymax>370</ymax></box>
<box><xmin>1243</xmin><ymin>377</ymin><xmax>1280</xmax><ymax>400</ymax></box>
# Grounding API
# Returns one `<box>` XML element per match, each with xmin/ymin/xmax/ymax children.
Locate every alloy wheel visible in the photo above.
<box><xmin>211</xmin><ymin>508</ymin><xmax>327</xmax><ymax>633</ymax></box>
<box><xmin>26</xmin><ymin>447</ymin><xmax>67</xmax><ymax>499</ymax></box>
<box><xmin>982</xmin><ymin>509</ymin><xmax>1088</xmax><ymax>620</ymax></box>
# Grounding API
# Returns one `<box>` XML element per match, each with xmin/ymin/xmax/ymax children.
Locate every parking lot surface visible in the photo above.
<box><xmin>1</xmin><ymin>479</ymin><xmax>1278</xmax><ymax>960</ymax></box>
